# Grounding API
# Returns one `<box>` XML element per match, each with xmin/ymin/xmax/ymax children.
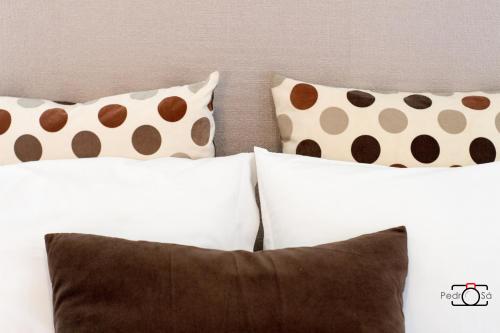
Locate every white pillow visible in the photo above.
<box><xmin>255</xmin><ymin>147</ymin><xmax>499</xmax><ymax>333</ymax></box>
<box><xmin>0</xmin><ymin>154</ymin><xmax>259</xmax><ymax>332</ymax></box>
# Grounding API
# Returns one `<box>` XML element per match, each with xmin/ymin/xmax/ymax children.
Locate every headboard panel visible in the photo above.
<box><xmin>1</xmin><ymin>0</ymin><xmax>499</xmax><ymax>155</ymax></box>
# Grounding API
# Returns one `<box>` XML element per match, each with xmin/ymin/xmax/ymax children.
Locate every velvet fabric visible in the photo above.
<box><xmin>45</xmin><ymin>227</ymin><xmax>408</xmax><ymax>333</ymax></box>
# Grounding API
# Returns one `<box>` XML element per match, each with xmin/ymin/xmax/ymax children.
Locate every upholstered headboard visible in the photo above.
<box><xmin>1</xmin><ymin>0</ymin><xmax>500</xmax><ymax>156</ymax></box>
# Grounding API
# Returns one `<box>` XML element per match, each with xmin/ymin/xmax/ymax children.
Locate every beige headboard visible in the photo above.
<box><xmin>1</xmin><ymin>1</ymin><xmax>499</xmax><ymax>156</ymax></box>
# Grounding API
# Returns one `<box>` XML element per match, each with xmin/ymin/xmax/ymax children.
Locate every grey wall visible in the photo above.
<box><xmin>1</xmin><ymin>0</ymin><xmax>499</xmax><ymax>155</ymax></box>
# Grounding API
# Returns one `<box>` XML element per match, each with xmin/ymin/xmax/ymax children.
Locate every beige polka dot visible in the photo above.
<box><xmin>171</xmin><ymin>152</ymin><xmax>191</xmax><ymax>159</ymax></box>
<box><xmin>496</xmin><ymin>113</ymin><xmax>500</xmax><ymax>133</ymax></box>
<box><xmin>272</xmin><ymin>74</ymin><xmax>286</xmax><ymax>88</ymax></box>
<box><xmin>132</xmin><ymin>125</ymin><xmax>162</xmax><ymax>155</ymax></box>
<box><xmin>438</xmin><ymin>110</ymin><xmax>467</xmax><ymax>134</ymax></box>
<box><xmin>277</xmin><ymin>114</ymin><xmax>293</xmax><ymax>140</ymax></box>
<box><xmin>17</xmin><ymin>98</ymin><xmax>45</xmax><ymax>108</ymax></box>
<box><xmin>72</xmin><ymin>131</ymin><xmax>101</xmax><ymax>158</ymax></box>
<box><xmin>129</xmin><ymin>90</ymin><xmax>158</xmax><ymax>100</ymax></box>
<box><xmin>188</xmin><ymin>80</ymin><xmax>208</xmax><ymax>94</ymax></box>
<box><xmin>191</xmin><ymin>117</ymin><xmax>211</xmax><ymax>146</ymax></box>
<box><xmin>378</xmin><ymin>108</ymin><xmax>408</xmax><ymax>134</ymax></box>
<box><xmin>320</xmin><ymin>107</ymin><xmax>349</xmax><ymax>135</ymax></box>
<box><xmin>14</xmin><ymin>135</ymin><xmax>43</xmax><ymax>162</ymax></box>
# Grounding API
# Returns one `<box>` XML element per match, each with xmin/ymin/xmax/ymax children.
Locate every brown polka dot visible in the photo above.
<box><xmin>470</xmin><ymin>137</ymin><xmax>496</xmax><ymax>164</ymax></box>
<box><xmin>462</xmin><ymin>96</ymin><xmax>490</xmax><ymax>110</ymax></box>
<box><xmin>411</xmin><ymin>135</ymin><xmax>440</xmax><ymax>164</ymax></box>
<box><xmin>72</xmin><ymin>131</ymin><xmax>101</xmax><ymax>158</ymax></box>
<box><xmin>346</xmin><ymin>90</ymin><xmax>375</xmax><ymax>108</ymax></box>
<box><xmin>450</xmin><ymin>165</ymin><xmax>462</xmax><ymax>168</ymax></box>
<box><xmin>40</xmin><ymin>108</ymin><xmax>68</xmax><ymax>132</ymax></box>
<box><xmin>290</xmin><ymin>83</ymin><xmax>318</xmax><ymax>110</ymax></box>
<box><xmin>320</xmin><ymin>107</ymin><xmax>349</xmax><ymax>135</ymax></box>
<box><xmin>191</xmin><ymin>117</ymin><xmax>211</xmax><ymax>146</ymax></box>
<box><xmin>0</xmin><ymin>109</ymin><xmax>12</xmax><ymax>135</ymax></box>
<box><xmin>378</xmin><ymin>108</ymin><xmax>408</xmax><ymax>134</ymax></box>
<box><xmin>208</xmin><ymin>92</ymin><xmax>214</xmax><ymax>111</ymax></box>
<box><xmin>437</xmin><ymin>110</ymin><xmax>467</xmax><ymax>134</ymax></box>
<box><xmin>158</xmin><ymin>96</ymin><xmax>187</xmax><ymax>122</ymax></box>
<box><xmin>132</xmin><ymin>125</ymin><xmax>162</xmax><ymax>155</ymax></box>
<box><xmin>404</xmin><ymin>94</ymin><xmax>432</xmax><ymax>109</ymax></box>
<box><xmin>98</xmin><ymin>104</ymin><xmax>127</xmax><ymax>128</ymax></box>
<box><xmin>14</xmin><ymin>135</ymin><xmax>42</xmax><ymax>162</ymax></box>
<box><xmin>53</xmin><ymin>101</ymin><xmax>76</xmax><ymax>105</ymax></box>
<box><xmin>351</xmin><ymin>135</ymin><xmax>380</xmax><ymax>164</ymax></box>
<box><xmin>496</xmin><ymin>113</ymin><xmax>500</xmax><ymax>133</ymax></box>
<box><xmin>277</xmin><ymin>114</ymin><xmax>293</xmax><ymax>141</ymax></box>
<box><xmin>296</xmin><ymin>139</ymin><xmax>321</xmax><ymax>158</ymax></box>
<box><xmin>171</xmin><ymin>152</ymin><xmax>191</xmax><ymax>159</ymax></box>
<box><xmin>391</xmin><ymin>164</ymin><xmax>407</xmax><ymax>168</ymax></box>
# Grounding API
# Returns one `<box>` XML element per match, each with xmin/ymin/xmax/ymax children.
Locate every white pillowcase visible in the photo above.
<box><xmin>0</xmin><ymin>154</ymin><xmax>259</xmax><ymax>332</ymax></box>
<box><xmin>255</xmin><ymin>147</ymin><xmax>499</xmax><ymax>333</ymax></box>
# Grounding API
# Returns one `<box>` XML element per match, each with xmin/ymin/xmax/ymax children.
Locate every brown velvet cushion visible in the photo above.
<box><xmin>45</xmin><ymin>227</ymin><xmax>408</xmax><ymax>333</ymax></box>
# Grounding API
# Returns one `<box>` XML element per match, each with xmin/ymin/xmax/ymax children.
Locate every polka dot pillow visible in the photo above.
<box><xmin>272</xmin><ymin>75</ymin><xmax>499</xmax><ymax>167</ymax></box>
<box><xmin>0</xmin><ymin>72</ymin><xmax>218</xmax><ymax>165</ymax></box>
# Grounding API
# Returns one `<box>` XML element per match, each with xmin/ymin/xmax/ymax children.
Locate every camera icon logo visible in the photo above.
<box><xmin>451</xmin><ymin>283</ymin><xmax>489</xmax><ymax>306</ymax></box>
